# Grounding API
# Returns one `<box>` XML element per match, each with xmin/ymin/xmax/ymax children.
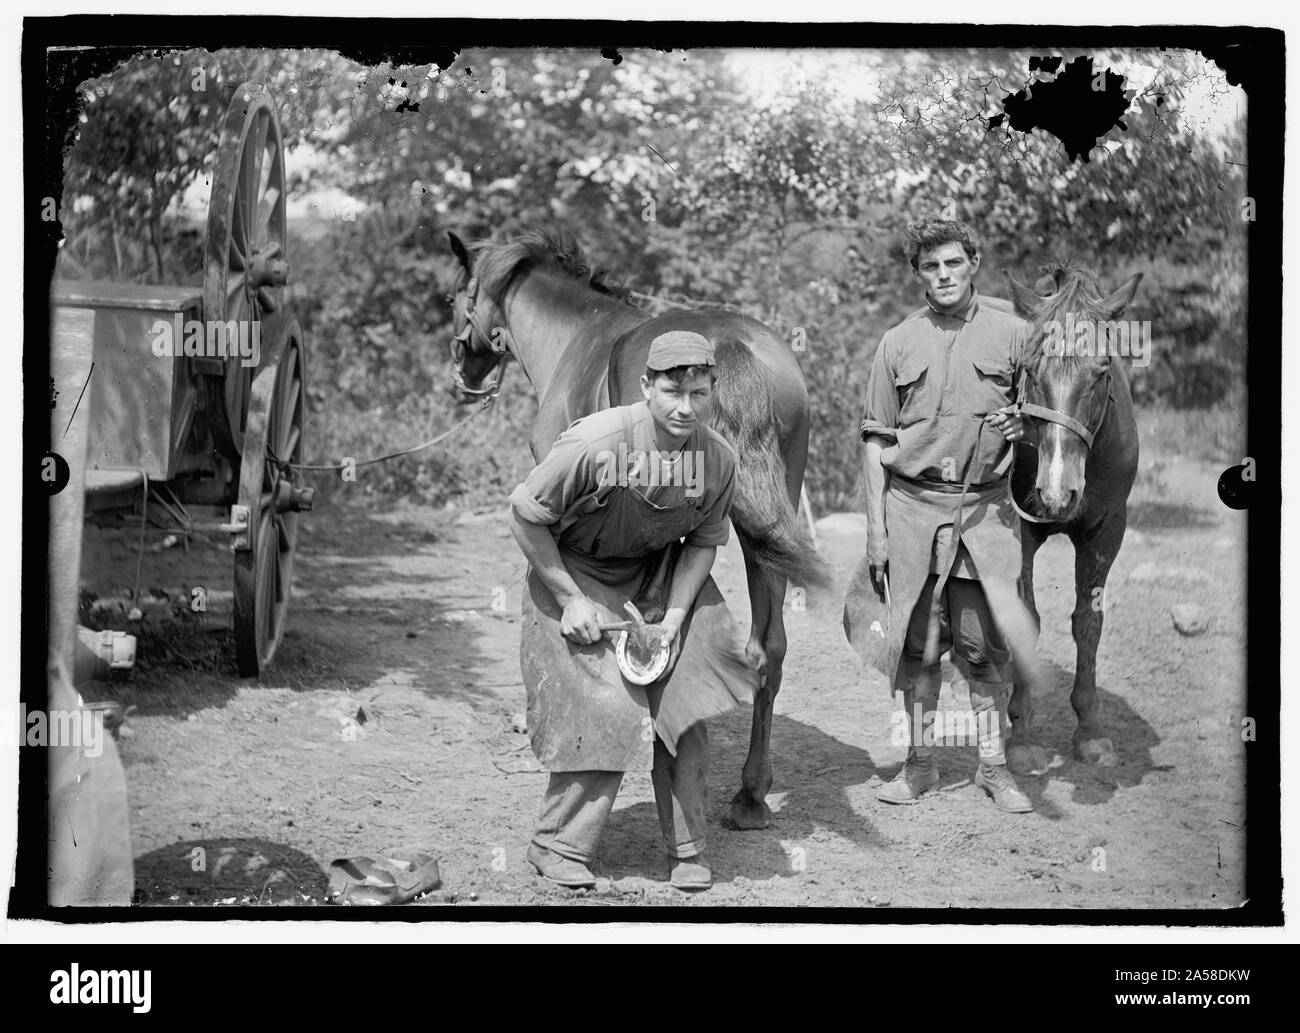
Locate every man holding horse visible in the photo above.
<box><xmin>855</xmin><ymin>217</ymin><xmax>1036</xmax><ymax>813</ymax></box>
<box><xmin>508</xmin><ymin>330</ymin><xmax>755</xmax><ymax>891</ymax></box>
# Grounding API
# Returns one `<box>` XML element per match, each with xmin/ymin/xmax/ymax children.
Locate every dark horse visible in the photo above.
<box><xmin>446</xmin><ymin>227</ymin><xmax>827</xmax><ymax>830</ymax></box>
<box><xmin>998</xmin><ymin>263</ymin><xmax>1143</xmax><ymax>773</ymax></box>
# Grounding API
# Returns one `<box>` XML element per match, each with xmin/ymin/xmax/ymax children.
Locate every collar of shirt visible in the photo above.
<box><xmin>924</xmin><ymin>286</ymin><xmax>980</xmax><ymax>324</ymax></box>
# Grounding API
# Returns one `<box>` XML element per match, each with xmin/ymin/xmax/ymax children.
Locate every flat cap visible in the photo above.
<box><xmin>646</xmin><ymin>330</ymin><xmax>715</xmax><ymax>371</ymax></box>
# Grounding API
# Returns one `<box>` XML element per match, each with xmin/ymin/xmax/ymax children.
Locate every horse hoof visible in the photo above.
<box><xmin>722</xmin><ymin>794</ymin><xmax>772</xmax><ymax>831</ymax></box>
<box><xmin>1073</xmin><ymin>737</ymin><xmax>1117</xmax><ymax>766</ymax></box>
<box><xmin>1007</xmin><ymin>743</ymin><xmax>1050</xmax><ymax>775</ymax></box>
<box><xmin>635</xmin><ymin>599</ymin><xmax>666</xmax><ymax>625</ymax></box>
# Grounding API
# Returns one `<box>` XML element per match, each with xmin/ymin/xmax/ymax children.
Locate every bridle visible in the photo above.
<box><xmin>449</xmin><ymin>274</ymin><xmax>509</xmax><ymax>399</ymax></box>
<box><xmin>1010</xmin><ymin>362</ymin><xmax>1112</xmax><ymax>524</ymax></box>
<box><xmin>1019</xmin><ymin>376</ymin><xmax>1109</xmax><ymax>450</ymax></box>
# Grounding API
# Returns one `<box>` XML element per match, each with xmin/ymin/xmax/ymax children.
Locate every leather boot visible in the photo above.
<box><xmin>968</xmin><ymin>680</ymin><xmax>1033</xmax><ymax>813</ymax></box>
<box><xmin>668</xmin><ymin>854</ymin><xmax>713</xmax><ymax>891</ymax></box>
<box><xmin>878</xmin><ymin>676</ymin><xmax>940</xmax><ymax>804</ymax></box>
<box><xmin>527</xmin><ymin>843</ymin><xmax>597</xmax><ymax>888</ymax></box>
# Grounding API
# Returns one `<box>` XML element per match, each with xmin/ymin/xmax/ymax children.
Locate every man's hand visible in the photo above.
<box><xmin>657</xmin><ymin>612</ymin><xmax>683</xmax><ymax>646</ymax></box>
<box><xmin>649</xmin><ymin>615</ymin><xmax>683</xmax><ymax>677</ymax></box>
<box><xmin>560</xmin><ymin>595</ymin><xmax>604</xmax><ymax>645</ymax></box>
<box><xmin>867</xmin><ymin>536</ymin><xmax>889</xmax><ymax>605</ymax></box>
<box><xmin>984</xmin><ymin>407</ymin><xmax>1025</xmax><ymax>442</ymax></box>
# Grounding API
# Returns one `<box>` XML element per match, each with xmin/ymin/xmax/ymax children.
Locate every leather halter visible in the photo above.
<box><xmin>1016</xmin><ymin>364</ymin><xmax>1110</xmax><ymax>450</ymax></box>
<box><xmin>450</xmin><ymin>275</ymin><xmax>508</xmax><ymax>399</ymax></box>
<box><xmin>1010</xmin><ymin>365</ymin><xmax>1111</xmax><ymax>524</ymax></box>
<box><xmin>1019</xmin><ymin>400</ymin><xmax>1099</xmax><ymax>449</ymax></box>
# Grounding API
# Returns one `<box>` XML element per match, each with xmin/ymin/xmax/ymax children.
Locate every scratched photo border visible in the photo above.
<box><xmin>16</xmin><ymin>15</ymin><xmax>1282</xmax><ymax>926</ymax></box>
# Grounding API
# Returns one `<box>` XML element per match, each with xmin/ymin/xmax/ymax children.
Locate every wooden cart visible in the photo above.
<box><xmin>50</xmin><ymin>82</ymin><xmax>312</xmax><ymax>677</ymax></box>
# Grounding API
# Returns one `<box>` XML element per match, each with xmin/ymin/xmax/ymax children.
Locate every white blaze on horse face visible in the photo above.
<box><xmin>1034</xmin><ymin>361</ymin><xmax>1088</xmax><ymax>513</ymax></box>
<box><xmin>1043</xmin><ymin>423</ymin><xmax>1068</xmax><ymax>502</ymax></box>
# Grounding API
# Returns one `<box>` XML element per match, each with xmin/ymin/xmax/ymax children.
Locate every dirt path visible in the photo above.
<box><xmin>83</xmin><ymin>419</ymin><xmax>1247</xmax><ymax>910</ymax></box>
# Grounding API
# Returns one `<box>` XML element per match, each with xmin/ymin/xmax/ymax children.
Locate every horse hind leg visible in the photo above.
<box><xmin>1068</xmin><ymin>522</ymin><xmax>1124</xmax><ymax>767</ymax></box>
<box><xmin>1007</xmin><ymin>524</ymin><xmax>1052</xmax><ymax>775</ymax></box>
<box><xmin>722</xmin><ymin>541</ymin><xmax>785</xmax><ymax>831</ymax></box>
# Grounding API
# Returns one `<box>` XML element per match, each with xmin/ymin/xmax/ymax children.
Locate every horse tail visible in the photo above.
<box><xmin>709</xmin><ymin>338</ymin><xmax>829</xmax><ymax>590</ymax></box>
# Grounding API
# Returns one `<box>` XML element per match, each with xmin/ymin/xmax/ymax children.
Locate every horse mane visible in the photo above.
<box><xmin>1025</xmin><ymin>260</ymin><xmax>1111</xmax><ymax>369</ymax></box>
<box><xmin>466</xmin><ymin>226</ymin><xmax>629</xmax><ymax>301</ymax></box>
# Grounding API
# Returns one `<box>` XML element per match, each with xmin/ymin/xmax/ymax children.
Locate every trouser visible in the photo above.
<box><xmin>899</xmin><ymin>572</ymin><xmax>1011</xmax><ymax>766</ymax></box>
<box><xmin>531</xmin><ymin>722</ymin><xmax>708</xmax><ymax>863</ymax></box>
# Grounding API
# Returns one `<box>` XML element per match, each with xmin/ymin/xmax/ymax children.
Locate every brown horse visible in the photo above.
<box><xmin>445</xmin><ymin>227</ymin><xmax>827</xmax><ymax>830</ymax></box>
<box><xmin>999</xmin><ymin>264</ymin><xmax>1143</xmax><ymax>773</ymax></box>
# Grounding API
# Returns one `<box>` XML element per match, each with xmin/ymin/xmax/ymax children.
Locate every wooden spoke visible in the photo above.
<box><xmin>277</xmin><ymin>372</ymin><xmax>301</xmax><ymax>444</ymax></box>
<box><xmin>255</xmin><ymin>188</ymin><xmax>280</xmax><ymax>242</ymax></box>
<box><xmin>280</xmin><ymin>424</ymin><xmax>301</xmax><ymax>465</ymax></box>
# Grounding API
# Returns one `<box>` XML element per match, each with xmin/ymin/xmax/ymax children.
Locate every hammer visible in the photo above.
<box><xmin>598</xmin><ymin>601</ymin><xmax>662</xmax><ymax>653</ymax></box>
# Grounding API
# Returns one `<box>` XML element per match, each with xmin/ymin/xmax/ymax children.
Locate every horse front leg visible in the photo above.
<box><xmin>723</xmin><ymin>548</ymin><xmax>785</xmax><ymax>831</ymax></box>
<box><xmin>633</xmin><ymin>544</ymin><xmax>677</xmax><ymax>625</ymax></box>
<box><xmin>1068</xmin><ymin>521</ymin><xmax>1124</xmax><ymax>766</ymax></box>
<box><xmin>1007</xmin><ymin>524</ymin><xmax>1051</xmax><ymax>774</ymax></box>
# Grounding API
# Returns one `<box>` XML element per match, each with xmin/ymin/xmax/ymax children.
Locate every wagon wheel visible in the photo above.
<box><xmin>204</xmin><ymin>81</ymin><xmax>289</xmax><ymax>460</ymax></box>
<box><xmin>233</xmin><ymin>314</ymin><xmax>309</xmax><ymax>677</ymax></box>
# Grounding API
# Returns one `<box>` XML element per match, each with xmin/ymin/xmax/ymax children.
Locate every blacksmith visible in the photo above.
<box><xmin>508</xmin><ymin>330</ymin><xmax>755</xmax><ymax>890</ymax></box>
<box><xmin>857</xmin><ymin>217</ymin><xmax>1036</xmax><ymax>813</ymax></box>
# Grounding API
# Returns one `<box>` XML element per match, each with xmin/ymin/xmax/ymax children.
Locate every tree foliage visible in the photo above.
<box><xmin>58</xmin><ymin>46</ymin><xmax>1248</xmax><ymax>509</ymax></box>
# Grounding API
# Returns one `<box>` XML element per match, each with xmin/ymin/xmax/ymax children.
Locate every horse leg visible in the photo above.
<box><xmin>1007</xmin><ymin>524</ymin><xmax>1051</xmax><ymax>775</ymax></box>
<box><xmin>633</xmin><ymin>544</ymin><xmax>677</xmax><ymax>625</ymax></box>
<box><xmin>723</xmin><ymin>547</ymin><xmax>786</xmax><ymax>831</ymax></box>
<box><xmin>1068</xmin><ymin>520</ymin><xmax>1123</xmax><ymax>766</ymax></box>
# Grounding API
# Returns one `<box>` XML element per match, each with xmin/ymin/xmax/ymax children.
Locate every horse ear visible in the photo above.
<box><xmin>1002</xmin><ymin>271</ymin><xmax>1041</xmax><ymax>319</ymax></box>
<box><xmin>1099</xmin><ymin>273</ymin><xmax>1144</xmax><ymax>320</ymax></box>
<box><xmin>447</xmin><ymin>230</ymin><xmax>473</xmax><ymax>272</ymax></box>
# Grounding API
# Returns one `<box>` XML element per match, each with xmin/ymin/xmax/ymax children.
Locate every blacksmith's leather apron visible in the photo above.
<box><xmin>521</xmin><ymin>409</ymin><xmax>757</xmax><ymax>772</ymax></box>
<box><xmin>844</xmin><ymin>425</ymin><xmax>1049</xmax><ymax>697</ymax></box>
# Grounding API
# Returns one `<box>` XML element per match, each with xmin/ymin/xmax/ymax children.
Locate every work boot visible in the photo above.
<box><xmin>668</xmin><ymin>854</ymin><xmax>712</xmax><ymax>892</ymax></box>
<box><xmin>974</xmin><ymin>762</ymin><xmax>1034</xmax><ymax>813</ymax></box>
<box><xmin>879</xmin><ymin>673</ymin><xmax>941</xmax><ymax>804</ymax></box>
<box><xmin>877</xmin><ymin>752</ymin><xmax>940</xmax><ymax>804</ymax></box>
<box><xmin>526</xmin><ymin>843</ymin><xmax>597</xmax><ymax>889</ymax></box>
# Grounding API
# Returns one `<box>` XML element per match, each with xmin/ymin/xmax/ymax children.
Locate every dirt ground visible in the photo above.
<box><xmin>78</xmin><ymin>409</ymin><xmax>1248</xmax><ymax>911</ymax></box>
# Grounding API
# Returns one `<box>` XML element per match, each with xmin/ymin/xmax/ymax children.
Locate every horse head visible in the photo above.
<box><xmin>446</xmin><ymin>230</ymin><xmax>511</xmax><ymax>404</ymax></box>
<box><xmin>1004</xmin><ymin>264</ymin><xmax>1143</xmax><ymax>521</ymax></box>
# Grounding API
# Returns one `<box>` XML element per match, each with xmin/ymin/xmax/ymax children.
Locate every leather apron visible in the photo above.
<box><xmin>843</xmin><ymin>474</ymin><xmax>1048</xmax><ymax>697</ymax></box>
<box><xmin>522</xmin><ymin>409</ymin><xmax>757</xmax><ymax>773</ymax></box>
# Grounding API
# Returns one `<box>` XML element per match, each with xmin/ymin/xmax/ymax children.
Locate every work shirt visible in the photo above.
<box><xmin>509</xmin><ymin>402</ymin><xmax>735</xmax><ymax>554</ymax></box>
<box><xmin>860</xmin><ymin>289</ymin><xmax>1030</xmax><ymax>487</ymax></box>
<box><xmin>861</xmin><ymin>289</ymin><xmax>1030</xmax><ymax>578</ymax></box>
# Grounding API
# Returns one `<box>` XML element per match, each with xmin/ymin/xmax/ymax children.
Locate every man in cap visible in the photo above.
<box><xmin>508</xmin><ymin>329</ymin><xmax>755</xmax><ymax>891</ymax></box>
<box><xmin>851</xmin><ymin>217</ymin><xmax>1036</xmax><ymax>813</ymax></box>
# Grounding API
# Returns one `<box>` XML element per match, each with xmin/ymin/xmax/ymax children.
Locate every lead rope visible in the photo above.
<box><xmin>277</xmin><ymin>394</ymin><xmax>497</xmax><ymax>473</ymax></box>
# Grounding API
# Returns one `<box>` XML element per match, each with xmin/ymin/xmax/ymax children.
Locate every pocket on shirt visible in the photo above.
<box><xmin>894</xmin><ymin>357</ymin><xmax>930</xmax><ymax>427</ymax></box>
<box><xmin>971</xmin><ymin>357</ymin><xmax>1015</xmax><ymax>410</ymax></box>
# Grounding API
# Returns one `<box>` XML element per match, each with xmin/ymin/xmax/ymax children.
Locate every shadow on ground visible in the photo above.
<box><xmin>78</xmin><ymin>503</ymin><xmax>512</xmax><ymax>720</ymax></box>
<box><xmin>132</xmin><ymin>837</ymin><xmax>330</xmax><ymax>905</ymax></box>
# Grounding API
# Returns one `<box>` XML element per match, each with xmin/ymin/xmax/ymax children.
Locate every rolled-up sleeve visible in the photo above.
<box><xmin>684</xmin><ymin>452</ymin><xmax>735</xmax><ymax>548</ymax></box>
<box><xmin>508</xmin><ymin>427</ymin><xmax>596</xmax><ymax>526</ymax></box>
<box><xmin>860</xmin><ymin>335</ymin><xmax>900</xmax><ymax>442</ymax></box>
